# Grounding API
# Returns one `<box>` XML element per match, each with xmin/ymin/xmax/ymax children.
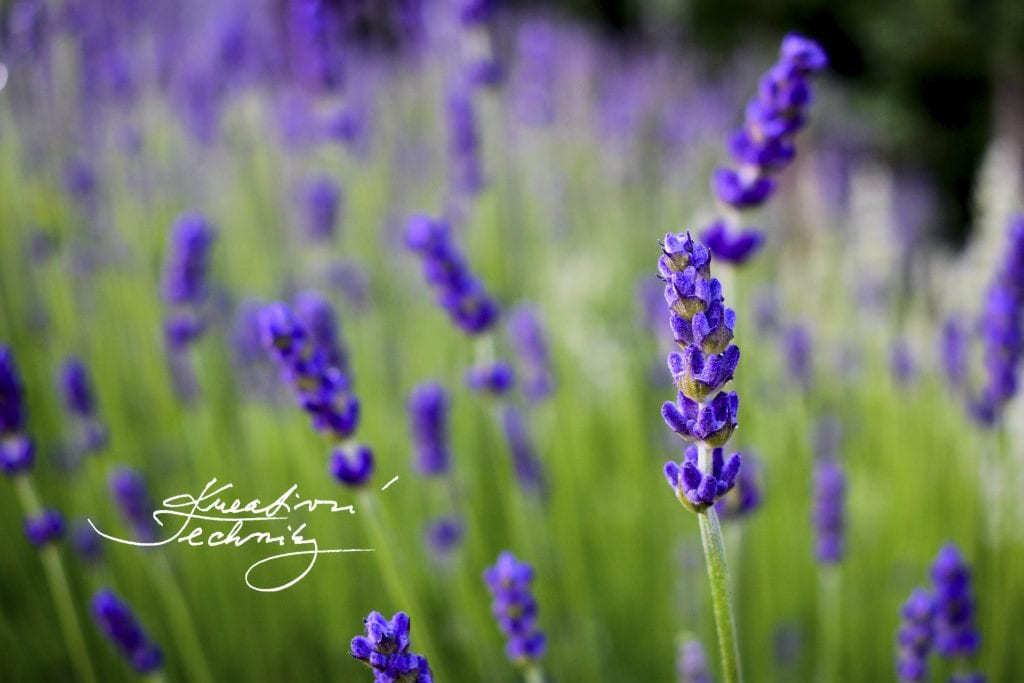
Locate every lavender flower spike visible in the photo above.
<box><xmin>350</xmin><ymin>611</ymin><xmax>433</xmax><ymax>682</ymax></box>
<box><xmin>508</xmin><ymin>304</ymin><xmax>555</xmax><ymax>401</ymax></box>
<box><xmin>91</xmin><ymin>589</ymin><xmax>163</xmax><ymax>674</ymax></box>
<box><xmin>895</xmin><ymin>588</ymin><xmax>934</xmax><ymax>681</ymax></box>
<box><xmin>24</xmin><ymin>508</ymin><xmax>65</xmax><ymax>547</ymax></box>
<box><xmin>58</xmin><ymin>357</ymin><xmax>107</xmax><ymax>453</ymax></box>
<box><xmin>665</xmin><ymin>444</ymin><xmax>741</xmax><ymax>513</ymax></box>
<box><xmin>110</xmin><ymin>467</ymin><xmax>157</xmax><ymax>542</ymax></box>
<box><xmin>930</xmin><ymin>544</ymin><xmax>981</xmax><ymax>660</ymax></box>
<box><xmin>678</xmin><ymin>637</ymin><xmax>713</xmax><ymax>683</ymax></box>
<box><xmin>408</xmin><ymin>382</ymin><xmax>451</xmax><ymax>476</ymax></box>
<box><xmin>811</xmin><ymin>457</ymin><xmax>845</xmax><ymax>564</ymax></box>
<box><xmin>0</xmin><ymin>346</ymin><xmax>35</xmax><ymax>475</ymax></box>
<box><xmin>484</xmin><ymin>551</ymin><xmax>546</xmax><ymax>665</ymax></box>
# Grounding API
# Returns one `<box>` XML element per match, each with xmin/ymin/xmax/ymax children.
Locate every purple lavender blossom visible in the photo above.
<box><xmin>0</xmin><ymin>346</ymin><xmax>35</xmax><ymax>476</ymax></box>
<box><xmin>677</xmin><ymin>638</ymin><xmax>712</xmax><ymax>683</ymax></box>
<box><xmin>57</xmin><ymin>357</ymin><xmax>107</xmax><ymax>453</ymax></box>
<box><xmin>782</xmin><ymin>324</ymin><xmax>813</xmax><ymax>390</ymax></box>
<box><xmin>507</xmin><ymin>304</ymin><xmax>554</xmax><ymax>401</ymax></box>
<box><xmin>811</xmin><ymin>457</ymin><xmax>845</xmax><ymax>564</ymax></box>
<box><xmin>404</xmin><ymin>215</ymin><xmax>499</xmax><ymax>335</ymax></box>
<box><xmin>465</xmin><ymin>361</ymin><xmax>515</xmax><ymax>396</ymax></box>
<box><xmin>500</xmin><ymin>405</ymin><xmax>545</xmax><ymax>494</ymax></box>
<box><xmin>930</xmin><ymin>544</ymin><xmax>981</xmax><ymax>660</ymax></box>
<box><xmin>445</xmin><ymin>85</ymin><xmax>485</xmax><ymax>196</ymax></box>
<box><xmin>513</xmin><ymin>20</ymin><xmax>556</xmax><ymax>126</ymax></box>
<box><xmin>161</xmin><ymin>213</ymin><xmax>215</xmax><ymax>308</ymax></box>
<box><xmin>286</xmin><ymin>0</ymin><xmax>344</xmax><ymax>93</ymax></box>
<box><xmin>939</xmin><ymin>318</ymin><xmax>969</xmax><ymax>390</ymax></box>
<box><xmin>295</xmin><ymin>290</ymin><xmax>349</xmax><ymax>376</ymax></box>
<box><xmin>330</xmin><ymin>443</ymin><xmax>375</xmax><ymax>486</ymax></box>
<box><xmin>484</xmin><ymin>551</ymin><xmax>546</xmax><ymax>664</ymax></box>
<box><xmin>896</xmin><ymin>588</ymin><xmax>934</xmax><ymax>682</ymax></box>
<box><xmin>72</xmin><ymin>519</ymin><xmax>103</xmax><ymax>565</ymax></box>
<box><xmin>408</xmin><ymin>382</ymin><xmax>451</xmax><ymax>476</ymax></box>
<box><xmin>701</xmin><ymin>221</ymin><xmax>764</xmax><ymax>266</ymax></box>
<box><xmin>665</xmin><ymin>444</ymin><xmax>741</xmax><ymax>512</ymax></box>
<box><xmin>301</xmin><ymin>176</ymin><xmax>341</xmax><ymax>242</ymax></box>
<box><xmin>110</xmin><ymin>467</ymin><xmax>157</xmax><ymax>542</ymax></box>
<box><xmin>350</xmin><ymin>611</ymin><xmax>433</xmax><ymax>682</ymax></box>
<box><xmin>24</xmin><ymin>508</ymin><xmax>65</xmax><ymax>547</ymax></box>
<box><xmin>424</xmin><ymin>516</ymin><xmax>464</xmax><ymax>557</ymax></box>
<box><xmin>92</xmin><ymin>589</ymin><xmax>163</xmax><ymax>674</ymax></box>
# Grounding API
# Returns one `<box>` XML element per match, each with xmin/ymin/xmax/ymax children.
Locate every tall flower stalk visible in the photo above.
<box><xmin>658</xmin><ymin>234</ymin><xmax>743</xmax><ymax>682</ymax></box>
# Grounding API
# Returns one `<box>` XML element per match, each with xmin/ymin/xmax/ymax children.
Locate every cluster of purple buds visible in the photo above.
<box><xmin>812</xmin><ymin>457</ymin><xmax>846</xmax><ymax>564</ymax></box>
<box><xmin>404</xmin><ymin>215</ymin><xmax>499</xmax><ymax>335</ymax></box>
<box><xmin>0</xmin><ymin>346</ymin><xmax>35</xmax><ymax>476</ymax></box>
<box><xmin>458</xmin><ymin>0</ymin><xmax>503</xmax><ymax>88</ymax></box>
<box><xmin>91</xmin><ymin>589</ymin><xmax>163</xmax><ymax>674</ymax></box>
<box><xmin>465</xmin><ymin>361</ymin><xmax>515</xmax><ymax>396</ymax></box>
<box><xmin>715</xmin><ymin>452</ymin><xmax>763</xmax><ymax>520</ymax></box>
<box><xmin>507</xmin><ymin>305</ymin><xmax>554</xmax><ymax>401</ymax></box>
<box><xmin>350</xmin><ymin>611</ymin><xmax>433</xmax><ymax>683</ymax></box>
<box><xmin>162</xmin><ymin>213</ymin><xmax>216</xmax><ymax>351</ymax></box>
<box><xmin>259</xmin><ymin>301</ymin><xmax>373</xmax><ymax>486</ymax></box>
<box><xmin>703</xmin><ymin>34</ymin><xmax>827</xmax><ymax>264</ymax></box>
<box><xmin>295</xmin><ymin>290</ymin><xmax>350</xmax><ymax>377</ymax></box>
<box><xmin>300</xmin><ymin>176</ymin><xmax>342</xmax><ymax>242</ymax></box>
<box><xmin>445</xmin><ymin>85</ymin><xmax>486</xmax><ymax>196</ymax></box>
<box><xmin>677</xmin><ymin>637</ymin><xmax>712</xmax><ymax>683</ymax></box>
<box><xmin>930</xmin><ymin>544</ymin><xmax>981</xmax><ymax>661</ymax></box>
<box><xmin>408</xmin><ymin>382</ymin><xmax>451</xmax><ymax>476</ymax></box>
<box><xmin>57</xmin><ymin>357</ymin><xmax>107</xmax><ymax>454</ymax></box>
<box><xmin>484</xmin><ymin>551</ymin><xmax>546</xmax><ymax>664</ymax></box>
<box><xmin>658</xmin><ymin>233</ymin><xmax>742</xmax><ymax>509</ymax></box>
<box><xmin>24</xmin><ymin>508</ymin><xmax>65</xmax><ymax>547</ymax></box>
<box><xmin>664</xmin><ymin>444</ymin><xmax>740</xmax><ymax>513</ymax></box>
<box><xmin>424</xmin><ymin>516</ymin><xmax>464</xmax><ymax>559</ymax></box>
<box><xmin>970</xmin><ymin>214</ymin><xmax>1024</xmax><ymax>425</ymax></box>
<box><xmin>110</xmin><ymin>467</ymin><xmax>158</xmax><ymax>543</ymax></box>
<box><xmin>72</xmin><ymin>519</ymin><xmax>104</xmax><ymax>565</ymax></box>
<box><xmin>501</xmin><ymin>405</ymin><xmax>545</xmax><ymax>495</ymax></box>
<box><xmin>895</xmin><ymin>588</ymin><xmax>934</xmax><ymax>682</ymax></box>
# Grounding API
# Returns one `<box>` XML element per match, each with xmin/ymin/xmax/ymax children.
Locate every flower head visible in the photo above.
<box><xmin>92</xmin><ymin>589</ymin><xmax>163</xmax><ymax>674</ymax></box>
<box><xmin>24</xmin><ymin>508</ymin><xmax>65</xmax><ymax>547</ymax></box>
<box><xmin>465</xmin><ymin>361</ymin><xmax>515</xmax><ymax>396</ymax></box>
<box><xmin>930</xmin><ymin>543</ymin><xmax>980</xmax><ymax>659</ymax></box>
<box><xmin>408</xmin><ymin>382</ymin><xmax>451</xmax><ymax>476</ymax></box>
<box><xmin>110</xmin><ymin>467</ymin><xmax>157</xmax><ymax>542</ymax></box>
<box><xmin>896</xmin><ymin>588</ymin><xmax>934</xmax><ymax>681</ymax></box>
<box><xmin>161</xmin><ymin>213</ymin><xmax>215</xmax><ymax>307</ymax></box>
<box><xmin>812</xmin><ymin>457</ymin><xmax>845</xmax><ymax>564</ymax></box>
<box><xmin>664</xmin><ymin>445</ymin><xmax>741</xmax><ymax>512</ymax></box>
<box><xmin>350</xmin><ymin>611</ymin><xmax>433</xmax><ymax>683</ymax></box>
<box><xmin>484</xmin><ymin>551</ymin><xmax>546</xmax><ymax>664</ymax></box>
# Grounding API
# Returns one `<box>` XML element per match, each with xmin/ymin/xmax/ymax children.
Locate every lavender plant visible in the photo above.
<box><xmin>484</xmin><ymin>551</ymin><xmax>546</xmax><ymax>680</ymax></box>
<box><xmin>895</xmin><ymin>588</ymin><xmax>933</xmax><ymax>682</ymax></box>
<box><xmin>658</xmin><ymin>233</ymin><xmax>743</xmax><ymax>682</ymax></box>
<box><xmin>350</xmin><ymin>611</ymin><xmax>433</xmax><ymax>683</ymax></box>
<box><xmin>408</xmin><ymin>381</ymin><xmax>452</xmax><ymax>477</ymax></box>
<box><xmin>57</xmin><ymin>357</ymin><xmax>107</xmax><ymax>455</ymax></box>
<box><xmin>678</xmin><ymin>636</ymin><xmax>714</xmax><ymax>683</ymax></box>
<box><xmin>507</xmin><ymin>304</ymin><xmax>555</xmax><ymax>402</ymax></box>
<box><xmin>931</xmin><ymin>544</ymin><xmax>983</xmax><ymax>679</ymax></box>
<box><xmin>91</xmin><ymin>589</ymin><xmax>163</xmax><ymax>676</ymax></box>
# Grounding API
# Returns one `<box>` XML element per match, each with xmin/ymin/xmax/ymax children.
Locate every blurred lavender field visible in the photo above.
<box><xmin>1</xmin><ymin>1</ymin><xmax>1023</xmax><ymax>681</ymax></box>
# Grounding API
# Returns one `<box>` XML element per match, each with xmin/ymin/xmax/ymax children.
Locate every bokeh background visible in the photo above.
<box><xmin>1</xmin><ymin>0</ymin><xmax>1023</xmax><ymax>681</ymax></box>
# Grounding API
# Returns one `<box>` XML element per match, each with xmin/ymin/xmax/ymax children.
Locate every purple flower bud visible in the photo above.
<box><xmin>665</xmin><ymin>445</ymin><xmax>741</xmax><ymax>511</ymax></box>
<box><xmin>716</xmin><ymin>452</ymin><xmax>763</xmax><ymax>520</ymax></box>
<box><xmin>466</xmin><ymin>361</ymin><xmax>515</xmax><ymax>396</ymax></box>
<box><xmin>662</xmin><ymin>391</ymin><xmax>739</xmax><ymax>448</ymax></box>
<box><xmin>301</xmin><ymin>176</ymin><xmax>341</xmax><ymax>241</ymax></box>
<box><xmin>330</xmin><ymin>443</ymin><xmax>374</xmax><ymax>487</ymax></box>
<box><xmin>350</xmin><ymin>611</ymin><xmax>432</xmax><ymax>682</ymax></box>
<box><xmin>678</xmin><ymin>638</ymin><xmax>712</xmax><ymax>683</ymax></box>
<box><xmin>780</xmin><ymin>33</ymin><xmax>829</xmax><ymax>72</ymax></box>
<box><xmin>58</xmin><ymin>357</ymin><xmax>96</xmax><ymax>417</ymax></box>
<box><xmin>446</xmin><ymin>85</ymin><xmax>484</xmax><ymax>195</ymax></box>
<box><xmin>294</xmin><ymin>290</ymin><xmax>348</xmax><ymax>376</ymax></box>
<box><xmin>0</xmin><ymin>345</ymin><xmax>28</xmax><ymax>435</ymax></box>
<box><xmin>0</xmin><ymin>433</ymin><xmax>35</xmax><ymax>476</ymax></box>
<box><xmin>812</xmin><ymin>457</ymin><xmax>845</xmax><ymax>564</ymax></box>
<box><xmin>507</xmin><ymin>305</ymin><xmax>554</xmax><ymax>401</ymax></box>
<box><xmin>110</xmin><ymin>467</ymin><xmax>157</xmax><ymax>542</ymax></box>
<box><xmin>930</xmin><ymin>543</ymin><xmax>981</xmax><ymax>659</ymax></box>
<box><xmin>425</xmin><ymin>516</ymin><xmax>464</xmax><ymax>557</ymax></box>
<box><xmin>501</xmin><ymin>405</ymin><xmax>545</xmax><ymax>494</ymax></box>
<box><xmin>161</xmin><ymin>213</ymin><xmax>215</xmax><ymax>306</ymax></box>
<box><xmin>408</xmin><ymin>382</ymin><xmax>451</xmax><ymax>476</ymax></box>
<box><xmin>72</xmin><ymin>519</ymin><xmax>103</xmax><ymax>565</ymax></box>
<box><xmin>668</xmin><ymin>345</ymin><xmax>740</xmax><ymax>401</ymax></box>
<box><xmin>896</xmin><ymin>588</ymin><xmax>933</xmax><ymax>681</ymax></box>
<box><xmin>712</xmin><ymin>168</ymin><xmax>775</xmax><ymax>209</ymax></box>
<box><xmin>484</xmin><ymin>551</ymin><xmax>546</xmax><ymax>664</ymax></box>
<box><xmin>701</xmin><ymin>221</ymin><xmax>765</xmax><ymax>265</ymax></box>
<box><xmin>92</xmin><ymin>589</ymin><xmax>163</xmax><ymax>674</ymax></box>
<box><xmin>24</xmin><ymin>508</ymin><xmax>65</xmax><ymax>547</ymax></box>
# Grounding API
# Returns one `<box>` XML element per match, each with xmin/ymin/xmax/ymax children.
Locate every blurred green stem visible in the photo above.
<box><xmin>523</xmin><ymin>663</ymin><xmax>545</xmax><ymax>683</ymax></box>
<box><xmin>696</xmin><ymin>444</ymin><xmax>742</xmax><ymax>683</ymax></box>
<box><xmin>151</xmin><ymin>554</ymin><xmax>214</xmax><ymax>683</ymax></box>
<box><xmin>816</xmin><ymin>566</ymin><xmax>840</xmax><ymax>683</ymax></box>
<box><xmin>13</xmin><ymin>475</ymin><xmax>97</xmax><ymax>683</ymax></box>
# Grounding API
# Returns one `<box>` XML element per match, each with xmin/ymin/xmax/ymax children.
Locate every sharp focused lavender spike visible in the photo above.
<box><xmin>110</xmin><ymin>467</ymin><xmax>157</xmax><ymax>542</ymax></box>
<box><xmin>677</xmin><ymin>637</ymin><xmax>713</xmax><ymax>683</ymax></box>
<box><xmin>404</xmin><ymin>215</ymin><xmax>499</xmax><ymax>335</ymax></box>
<box><xmin>812</xmin><ymin>457</ymin><xmax>845</xmax><ymax>564</ymax></box>
<box><xmin>91</xmin><ymin>589</ymin><xmax>163</xmax><ymax>674</ymax></box>
<box><xmin>408</xmin><ymin>382</ymin><xmax>451</xmax><ymax>476</ymax></box>
<box><xmin>350</xmin><ymin>611</ymin><xmax>433</xmax><ymax>682</ymax></box>
<box><xmin>500</xmin><ymin>405</ymin><xmax>545</xmax><ymax>495</ymax></box>
<box><xmin>24</xmin><ymin>508</ymin><xmax>65</xmax><ymax>547</ymax></box>
<box><xmin>895</xmin><ymin>588</ymin><xmax>934</xmax><ymax>682</ymax></box>
<box><xmin>484</xmin><ymin>551</ymin><xmax>546</xmax><ymax>665</ymax></box>
<box><xmin>465</xmin><ymin>361</ymin><xmax>515</xmax><ymax>396</ymax></box>
<box><xmin>930</xmin><ymin>543</ymin><xmax>981</xmax><ymax>660</ymax></box>
<box><xmin>665</xmin><ymin>444</ymin><xmax>741</xmax><ymax>512</ymax></box>
<box><xmin>508</xmin><ymin>304</ymin><xmax>555</xmax><ymax>401</ymax></box>
<box><xmin>0</xmin><ymin>346</ymin><xmax>35</xmax><ymax>476</ymax></box>
<box><xmin>301</xmin><ymin>176</ymin><xmax>342</xmax><ymax>242</ymax></box>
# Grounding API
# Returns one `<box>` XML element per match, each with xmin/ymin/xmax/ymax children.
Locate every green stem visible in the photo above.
<box><xmin>151</xmin><ymin>554</ymin><xmax>214</xmax><ymax>683</ymax></box>
<box><xmin>523</xmin><ymin>663</ymin><xmax>545</xmax><ymax>683</ymax></box>
<box><xmin>14</xmin><ymin>476</ymin><xmax>98</xmax><ymax>683</ymax></box>
<box><xmin>816</xmin><ymin>566</ymin><xmax>840</xmax><ymax>683</ymax></box>
<box><xmin>696</xmin><ymin>445</ymin><xmax>742</xmax><ymax>683</ymax></box>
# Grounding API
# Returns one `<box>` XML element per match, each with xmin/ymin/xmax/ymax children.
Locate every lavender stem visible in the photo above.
<box><xmin>696</xmin><ymin>443</ymin><xmax>742</xmax><ymax>683</ymax></box>
<box><xmin>524</xmin><ymin>663</ymin><xmax>546</xmax><ymax>683</ymax></box>
<box><xmin>14</xmin><ymin>476</ymin><xmax>97</xmax><ymax>683</ymax></box>
<box><xmin>151</xmin><ymin>554</ymin><xmax>214</xmax><ymax>683</ymax></box>
<box><xmin>817</xmin><ymin>565</ymin><xmax>840</xmax><ymax>683</ymax></box>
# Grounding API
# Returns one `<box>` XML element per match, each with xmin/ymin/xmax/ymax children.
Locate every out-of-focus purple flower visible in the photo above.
<box><xmin>716</xmin><ymin>452</ymin><xmax>763</xmax><ymax>520</ymax></box>
<box><xmin>287</xmin><ymin>0</ymin><xmax>344</xmax><ymax>93</ymax></box>
<box><xmin>295</xmin><ymin>290</ymin><xmax>349</xmax><ymax>376</ymax></box>
<box><xmin>677</xmin><ymin>637</ymin><xmax>712</xmax><ymax>683</ymax></box>
<box><xmin>58</xmin><ymin>357</ymin><xmax>95</xmax><ymax>417</ymax></box>
<box><xmin>0</xmin><ymin>346</ymin><xmax>35</xmax><ymax>476</ymax></box>
<box><xmin>72</xmin><ymin>519</ymin><xmax>103</xmax><ymax>565</ymax></box>
<box><xmin>500</xmin><ymin>405</ymin><xmax>545</xmax><ymax>495</ymax></box>
<box><xmin>162</xmin><ymin>213</ymin><xmax>216</xmax><ymax>307</ymax></box>
<box><xmin>939</xmin><ymin>318</ymin><xmax>969</xmax><ymax>390</ymax></box>
<box><xmin>24</xmin><ymin>508</ymin><xmax>65</xmax><ymax>547</ymax></box>
<box><xmin>466</xmin><ymin>361</ymin><xmax>515</xmax><ymax>395</ymax></box>
<box><xmin>326</xmin><ymin>261</ymin><xmax>371</xmax><ymax>312</ymax></box>
<box><xmin>811</xmin><ymin>457</ymin><xmax>845</xmax><ymax>564</ymax></box>
<box><xmin>424</xmin><ymin>516</ymin><xmax>463</xmax><ymax>557</ymax></box>
<box><xmin>63</xmin><ymin>158</ymin><xmax>97</xmax><ymax>201</ymax></box>
<box><xmin>92</xmin><ymin>589</ymin><xmax>163</xmax><ymax>674</ymax></box>
<box><xmin>446</xmin><ymin>85</ymin><xmax>485</xmax><ymax>196</ymax></box>
<box><xmin>890</xmin><ymin>339</ymin><xmax>917</xmax><ymax>387</ymax></box>
<box><xmin>513</xmin><ymin>20</ymin><xmax>556</xmax><ymax>125</ymax></box>
<box><xmin>665</xmin><ymin>444</ymin><xmax>741</xmax><ymax>512</ymax></box>
<box><xmin>350</xmin><ymin>611</ymin><xmax>432</xmax><ymax>682</ymax></box>
<box><xmin>661</xmin><ymin>390</ymin><xmax>740</xmax><ymax>448</ymax></box>
<box><xmin>701</xmin><ymin>220</ymin><xmax>764</xmax><ymax>265</ymax></box>
<box><xmin>459</xmin><ymin>0</ymin><xmax>498</xmax><ymax>26</ymax></box>
<box><xmin>330</xmin><ymin>443</ymin><xmax>374</xmax><ymax>486</ymax></box>
<box><xmin>930</xmin><ymin>543</ymin><xmax>981</xmax><ymax>660</ymax></box>
<box><xmin>484</xmin><ymin>551</ymin><xmax>546</xmax><ymax>664</ymax></box>
<box><xmin>301</xmin><ymin>176</ymin><xmax>341</xmax><ymax>242</ymax></box>
<box><xmin>782</xmin><ymin>324</ymin><xmax>813</xmax><ymax>390</ymax></box>
<box><xmin>754</xmin><ymin>289</ymin><xmax>779</xmax><ymax>336</ymax></box>
<box><xmin>408</xmin><ymin>382</ymin><xmax>451</xmax><ymax>476</ymax></box>
<box><xmin>110</xmin><ymin>467</ymin><xmax>157</xmax><ymax>542</ymax></box>
<box><xmin>508</xmin><ymin>305</ymin><xmax>554</xmax><ymax>401</ymax></box>
<box><xmin>896</xmin><ymin>588</ymin><xmax>933</xmax><ymax>682</ymax></box>
<box><xmin>404</xmin><ymin>215</ymin><xmax>499</xmax><ymax>335</ymax></box>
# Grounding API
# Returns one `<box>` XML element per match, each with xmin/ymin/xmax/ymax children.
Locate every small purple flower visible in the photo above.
<box><xmin>677</xmin><ymin>638</ymin><xmax>712</xmax><ymax>683</ymax></box>
<box><xmin>446</xmin><ymin>85</ymin><xmax>485</xmax><ymax>196</ymax></box>
<box><xmin>408</xmin><ymin>382</ymin><xmax>451</xmax><ymax>476</ymax></box>
<box><xmin>501</xmin><ymin>405</ymin><xmax>545</xmax><ymax>494</ymax></box>
<box><xmin>424</xmin><ymin>516</ymin><xmax>464</xmax><ymax>557</ymax></box>
<box><xmin>667</xmin><ymin>344</ymin><xmax>740</xmax><ymax>402</ymax></box>
<box><xmin>896</xmin><ymin>588</ymin><xmax>933</xmax><ymax>682</ymax></box>
<box><xmin>350</xmin><ymin>611</ymin><xmax>433</xmax><ymax>682</ymax></box>
<box><xmin>661</xmin><ymin>390</ymin><xmax>740</xmax><ymax>448</ymax></box>
<box><xmin>161</xmin><ymin>213</ymin><xmax>215</xmax><ymax>307</ymax></box>
<box><xmin>507</xmin><ymin>305</ymin><xmax>554</xmax><ymax>401</ymax></box>
<box><xmin>330</xmin><ymin>443</ymin><xmax>374</xmax><ymax>487</ymax></box>
<box><xmin>110</xmin><ymin>467</ymin><xmax>157</xmax><ymax>542</ymax></box>
<box><xmin>782</xmin><ymin>324</ymin><xmax>813</xmax><ymax>390</ymax></box>
<box><xmin>295</xmin><ymin>290</ymin><xmax>349</xmax><ymax>376</ymax></box>
<box><xmin>92</xmin><ymin>589</ymin><xmax>163</xmax><ymax>674</ymax></box>
<box><xmin>24</xmin><ymin>508</ymin><xmax>65</xmax><ymax>547</ymax></box>
<box><xmin>301</xmin><ymin>176</ymin><xmax>341</xmax><ymax>242</ymax></box>
<box><xmin>701</xmin><ymin>221</ymin><xmax>765</xmax><ymax>265</ymax></box>
<box><xmin>465</xmin><ymin>361</ymin><xmax>515</xmax><ymax>396</ymax></box>
<box><xmin>930</xmin><ymin>543</ymin><xmax>981</xmax><ymax>659</ymax></box>
<box><xmin>664</xmin><ymin>444</ymin><xmax>741</xmax><ymax>512</ymax></box>
<box><xmin>711</xmin><ymin>168</ymin><xmax>775</xmax><ymax>209</ymax></box>
<box><xmin>0</xmin><ymin>346</ymin><xmax>34</xmax><ymax>476</ymax></box>
<box><xmin>484</xmin><ymin>551</ymin><xmax>546</xmax><ymax>664</ymax></box>
<box><xmin>812</xmin><ymin>457</ymin><xmax>845</xmax><ymax>564</ymax></box>
<box><xmin>58</xmin><ymin>357</ymin><xmax>95</xmax><ymax>417</ymax></box>
<box><xmin>72</xmin><ymin>519</ymin><xmax>103</xmax><ymax>565</ymax></box>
